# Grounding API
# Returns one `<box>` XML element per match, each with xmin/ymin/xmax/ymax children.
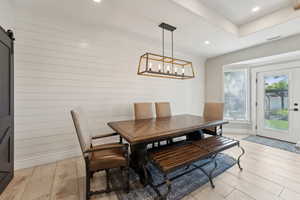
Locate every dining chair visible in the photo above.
<box><xmin>71</xmin><ymin>108</ymin><xmax>129</xmax><ymax>200</ymax></box>
<box><xmin>134</xmin><ymin>102</ymin><xmax>158</xmax><ymax>148</ymax></box>
<box><xmin>202</xmin><ymin>102</ymin><xmax>224</xmax><ymax>135</ymax></box>
<box><xmin>155</xmin><ymin>102</ymin><xmax>176</xmax><ymax>145</ymax></box>
<box><xmin>155</xmin><ymin>102</ymin><xmax>171</xmax><ymax>118</ymax></box>
<box><xmin>134</xmin><ymin>102</ymin><xmax>154</xmax><ymax>120</ymax></box>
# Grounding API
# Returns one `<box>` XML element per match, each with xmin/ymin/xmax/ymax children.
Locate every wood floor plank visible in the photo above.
<box><xmin>237</xmin><ymin>143</ymin><xmax>300</xmax><ymax>170</ymax></box>
<box><xmin>210</xmin><ymin>178</ymin><xmax>235</xmax><ymax>198</ymax></box>
<box><xmin>224</xmin><ymin>139</ymin><xmax>300</xmax><ymax>199</ymax></box>
<box><xmin>75</xmin><ymin>158</ymin><xmax>85</xmax><ymax>200</ymax></box>
<box><xmin>182</xmin><ymin>195</ymin><xmax>197</xmax><ymax>200</ymax></box>
<box><xmin>238</xmin><ymin>138</ymin><xmax>300</xmax><ymax>163</ymax></box>
<box><xmin>0</xmin><ymin>168</ymin><xmax>34</xmax><ymax>200</ymax></box>
<box><xmin>225</xmin><ymin>189</ymin><xmax>255</xmax><ymax>200</ymax></box>
<box><xmin>222</xmin><ymin>168</ymin><xmax>284</xmax><ymax>196</ymax></box>
<box><xmin>228</xmin><ymin>155</ymin><xmax>300</xmax><ymax>193</ymax></box>
<box><xmin>191</xmin><ymin>185</ymin><xmax>225</xmax><ymax>200</ymax></box>
<box><xmin>280</xmin><ymin>188</ymin><xmax>300</xmax><ymax>200</ymax></box>
<box><xmin>189</xmin><ymin>175</ymin><xmax>234</xmax><ymax>199</ymax></box>
<box><xmin>91</xmin><ymin>193</ymin><xmax>118</xmax><ymax>200</ymax></box>
<box><xmin>50</xmin><ymin>158</ymin><xmax>79</xmax><ymax>200</ymax></box>
<box><xmin>243</xmin><ymin>156</ymin><xmax>300</xmax><ymax>183</ymax></box>
<box><xmin>191</xmin><ymin>178</ymin><xmax>235</xmax><ymax>199</ymax></box>
<box><xmin>234</xmin><ymin>180</ymin><xmax>281</xmax><ymax>200</ymax></box>
<box><xmin>22</xmin><ymin>163</ymin><xmax>57</xmax><ymax>200</ymax></box>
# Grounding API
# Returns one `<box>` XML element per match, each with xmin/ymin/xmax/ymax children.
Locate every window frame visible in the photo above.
<box><xmin>223</xmin><ymin>67</ymin><xmax>251</xmax><ymax>123</ymax></box>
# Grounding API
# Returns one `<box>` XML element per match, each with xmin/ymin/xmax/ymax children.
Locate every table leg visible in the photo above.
<box><xmin>220</xmin><ymin>125</ymin><xmax>223</xmax><ymax>136</ymax></box>
<box><xmin>130</xmin><ymin>143</ymin><xmax>149</xmax><ymax>185</ymax></box>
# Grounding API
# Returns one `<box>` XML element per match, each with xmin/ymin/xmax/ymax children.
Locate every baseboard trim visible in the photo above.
<box><xmin>15</xmin><ymin>148</ymin><xmax>81</xmax><ymax>170</ymax></box>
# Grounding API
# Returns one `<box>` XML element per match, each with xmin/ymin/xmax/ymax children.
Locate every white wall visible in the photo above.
<box><xmin>0</xmin><ymin>0</ymin><xmax>14</xmax><ymax>30</ymax></box>
<box><xmin>13</xmin><ymin>14</ymin><xmax>206</xmax><ymax>169</ymax></box>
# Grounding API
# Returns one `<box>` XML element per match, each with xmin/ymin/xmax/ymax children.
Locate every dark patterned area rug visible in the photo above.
<box><xmin>244</xmin><ymin>135</ymin><xmax>300</xmax><ymax>154</ymax></box>
<box><xmin>111</xmin><ymin>154</ymin><xmax>236</xmax><ymax>200</ymax></box>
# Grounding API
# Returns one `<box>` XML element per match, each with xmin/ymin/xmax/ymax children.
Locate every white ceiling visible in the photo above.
<box><xmin>199</xmin><ymin>0</ymin><xmax>292</xmax><ymax>25</ymax></box>
<box><xmin>11</xmin><ymin>0</ymin><xmax>300</xmax><ymax>58</ymax></box>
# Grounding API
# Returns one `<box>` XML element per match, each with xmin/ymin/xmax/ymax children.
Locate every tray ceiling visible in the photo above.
<box><xmin>199</xmin><ymin>0</ymin><xmax>292</xmax><ymax>25</ymax></box>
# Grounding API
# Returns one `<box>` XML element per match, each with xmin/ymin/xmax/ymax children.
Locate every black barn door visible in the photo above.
<box><xmin>0</xmin><ymin>27</ymin><xmax>14</xmax><ymax>194</ymax></box>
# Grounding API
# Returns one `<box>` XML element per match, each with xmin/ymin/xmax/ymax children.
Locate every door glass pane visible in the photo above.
<box><xmin>264</xmin><ymin>75</ymin><xmax>289</xmax><ymax>131</ymax></box>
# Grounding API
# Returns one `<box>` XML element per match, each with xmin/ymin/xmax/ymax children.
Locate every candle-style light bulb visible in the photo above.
<box><xmin>175</xmin><ymin>67</ymin><xmax>177</xmax><ymax>75</ymax></box>
<box><xmin>182</xmin><ymin>68</ymin><xmax>185</xmax><ymax>75</ymax></box>
<box><xmin>149</xmin><ymin>62</ymin><xmax>152</xmax><ymax>71</ymax></box>
<box><xmin>167</xmin><ymin>65</ymin><xmax>170</xmax><ymax>73</ymax></box>
<box><xmin>158</xmin><ymin>64</ymin><xmax>161</xmax><ymax>72</ymax></box>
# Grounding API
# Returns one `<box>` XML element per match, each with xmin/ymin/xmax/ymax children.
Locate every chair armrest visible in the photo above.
<box><xmin>84</xmin><ymin>143</ymin><xmax>128</xmax><ymax>153</ymax></box>
<box><xmin>92</xmin><ymin>132</ymin><xmax>118</xmax><ymax>140</ymax></box>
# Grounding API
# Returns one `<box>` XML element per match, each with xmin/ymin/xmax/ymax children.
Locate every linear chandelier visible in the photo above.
<box><xmin>137</xmin><ymin>23</ymin><xmax>195</xmax><ymax>80</ymax></box>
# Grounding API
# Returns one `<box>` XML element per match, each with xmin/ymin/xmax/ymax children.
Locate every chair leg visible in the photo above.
<box><xmin>237</xmin><ymin>144</ymin><xmax>245</xmax><ymax>171</ymax></box>
<box><xmin>86</xmin><ymin>170</ymin><xmax>91</xmax><ymax>200</ymax></box>
<box><xmin>105</xmin><ymin>169</ymin><xmax>111</xmax><ymax>193</ymax></box>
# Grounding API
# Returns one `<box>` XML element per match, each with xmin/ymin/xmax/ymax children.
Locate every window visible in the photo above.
<box><xmin>224</xmin><ymin>69</ymin><xmax>249</xmax><ymax>121</ymax></box>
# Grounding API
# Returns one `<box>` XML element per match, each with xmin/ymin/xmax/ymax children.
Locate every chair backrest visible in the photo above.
<box><xmin>134</xmin><ymin>102</ymin><xmax>154</xmax><ymax>120</ymax></box>
<box><xmin>70</xmin><ymin>107</ymin><xmax>92</xmax><ymax>154</ymax></box>
<box><xmin>203</xmin><ymin>102</ymin><xmax>224</xmax><ymax>121</ymax></box>
<box><xmin>155</xmin><ymin>102</ymin><xmax>171</xmax><ymax>118</ymax></box>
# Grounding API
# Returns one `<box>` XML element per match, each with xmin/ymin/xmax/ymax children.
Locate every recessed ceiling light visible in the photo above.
<box><xmin>93</xmin><ymin>0</ymin><xmax>102</xmax><ymax>3</ymax></box>
<box><xmin>204</xmin><ymin>41</ymin><xmax>211</xmax><ymax>45</ymax></box>
<box><xmin>252</xmin><ymin>6</ymin><xmax>260</xmax><ymax>12</ymax></box>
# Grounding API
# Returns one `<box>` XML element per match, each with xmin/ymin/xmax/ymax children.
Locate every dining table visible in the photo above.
<box><xmin>108</xmin><ymin>114</ymin><xmax>229</xmax><ymax>184</ymax></box>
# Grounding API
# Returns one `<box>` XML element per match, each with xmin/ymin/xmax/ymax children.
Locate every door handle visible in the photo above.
<box><xmin>290</xmin><ymin>108</ymin><xmax>299</xmax><ymax>111</ymax></box>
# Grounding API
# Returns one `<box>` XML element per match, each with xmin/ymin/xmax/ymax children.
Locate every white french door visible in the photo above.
<box><xmin>257</xmin><ymin>68</ymin><xmax>300</xmax><ymax>143</ymax></box>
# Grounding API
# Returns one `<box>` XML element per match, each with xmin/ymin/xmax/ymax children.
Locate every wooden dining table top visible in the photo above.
<box><xmin>107</xmin><ymin>114</ymin><xmax>228</xmax><ymax>145</ymax></box>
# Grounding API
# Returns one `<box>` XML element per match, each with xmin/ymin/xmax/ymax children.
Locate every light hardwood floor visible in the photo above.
<box><xmin>1</xmin><ymin>134</ymin><xmax>300</xmax><ymax>200</ymax></box>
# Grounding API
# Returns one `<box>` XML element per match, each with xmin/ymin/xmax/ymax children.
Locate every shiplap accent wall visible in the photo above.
<box><xmin>13</xmin><ymin>15</ymin><xmax>205</xmax><ymax>169</ymax></box>
<box><xmin>0</xmin><ymin>0</ymin><xmax>14</xmax><ymax>30</ymax></box>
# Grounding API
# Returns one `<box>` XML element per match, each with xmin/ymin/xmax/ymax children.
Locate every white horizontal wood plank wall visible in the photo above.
<box><xmin>0</xmin><ymin>0</ymin><xmax>14</xmax><ymax>30</ymax></box>
<box><xmin>13</xmin><ymin>15</ymin><xmax>206</xmax><ymax>169</ymax></box>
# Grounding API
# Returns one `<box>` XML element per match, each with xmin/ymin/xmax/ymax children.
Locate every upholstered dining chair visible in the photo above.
<box><xmin>71</xmin><ymin>108</ymin><xmax>129</xmax><ymax>200</ymax></box>
<box><xmin>155</xmin><ymin>102</ymin><xmax>176</xmax><ymax>145</ymax></box>
<box><xmin>202</xmin><ymin>102</ymin><xmax>224</xmax><ymax>135</ymax></box>
<box><xmin>134</xmin><ymin>102</ymin><xmax>154</xmax><ymax>120</ymax></box>
<box><xmin>155</xmin><ymin>102</ymin><xmax>171</xmax><ymax>118</ymax></box>
<box><xmin>134</xmin><ymin>102</ymin><xmax>158</xmax><ymax>148</ymax></box>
